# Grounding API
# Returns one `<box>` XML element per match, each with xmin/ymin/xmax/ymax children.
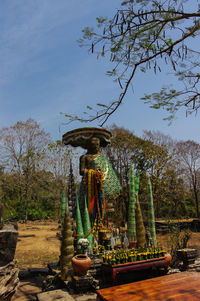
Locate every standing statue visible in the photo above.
<box><xmin>62</xmin><ymin>128</ymin><xmax>121</xmax><ymax>225</ymax></box>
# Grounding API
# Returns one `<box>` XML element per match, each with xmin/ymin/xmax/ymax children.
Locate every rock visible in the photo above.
<box><xmin>74</xmin><ymin>294</ymin><xmax>97</xmax><ymax>301</ymax></box>
<box><xmin>19</xmin><ymin>269</ymin><xmax>32</xmax><ymax>279</ymax></box>
<box><xmin>0</xmin><ymin>262</ymin><xmax>19</xmax><ymax>300</ymax></box>
<box><xmin>168</xmin><ymin>268</ymin><xmax>180</xmax><ymax>274</ymax></box>
<box><xmin>0</xmin><ymin>225</ymin><xmax>18</xmax><ymax>266</ymax></box>
<box><xmin>28</xmin><ymin>268</ymin><xmax>49</xmax><ymax>275</ymax></box>
<box><xmin>37</xmin><ymin>289</ymin><xmax>75</xmax><ymax>301</ymax></box>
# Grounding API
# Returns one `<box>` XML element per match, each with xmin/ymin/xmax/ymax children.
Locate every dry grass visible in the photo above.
<box><xmin>15</xmin><ymin>221</ymin><xmax>60</xmax><ymax>269</ymax></box>
<box><xmin>157</xmin><ymin>231</ymin><xmax>200</xmax><ymax>256</ymax></box>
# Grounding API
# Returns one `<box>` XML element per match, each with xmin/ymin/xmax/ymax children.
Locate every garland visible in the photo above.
<box><xmin>94</xmin><ymin>168</ymin><xmax>104</xmax><ymax>221</ymax></box>
<box><xmin>88</xmin><ymin>169</ymin><xmax>97</xmax><ymax>215</ymax></box>
<box><xmin>73</xmin><ymin>228</ymin><xmax>93</xmax><ymax>238</ymax></box>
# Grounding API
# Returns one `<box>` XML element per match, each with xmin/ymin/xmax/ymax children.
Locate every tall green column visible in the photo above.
<box><xmin>76</xmin><ymin>199</ymin><xmax>84</xmax><ymax>244</ymax></box>
<box><xmin>127</xmin><ymin>164</ymin><xmax>137</xmax><ymax>245</ymax></box>
<box><xmin>147</xmin><ymin>177</ymin><xmax>157</xmax><ymax>247</ymax></box>
<box><xmin>84</xmin><ymin>196</ymin><xmax>93</xmax><ymax>248</ymax></box>
<box><xmin>134</xmin><ymin>171</ymin><xmax>146</xmax><ymax>249</ymax></box>
<box><xmin>135</xmin><ymin>171</ymin><xmax>140</xmax><ymax>196</ymax></box>
<box><xmin>136</xmin><ymin>195</ymin><xmax>146</xmax><ymax>249</ymax></box>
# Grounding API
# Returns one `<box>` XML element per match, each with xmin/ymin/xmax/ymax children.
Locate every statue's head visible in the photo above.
<box><xmin>87</xmin><ymin>136</ymin><xmax>100</xmax><ymax>154</ymax></box>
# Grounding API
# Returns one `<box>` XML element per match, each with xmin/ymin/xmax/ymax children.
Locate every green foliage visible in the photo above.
<box><xmin>0</xmin><ymin>119</ymin><xmax>78</xmax><ymax>222</ymax></box>
<box><xmin>71</xmin><ymin>0</ymin><xmax>200</xmax><ymax>126</ymax></box>
<box><xmin>104</xmin><ymin>125</ymin><xmax>199</xmax><ymax>220</ymax></box>
<box><xmin>1</xmin><ymin>120</ymin><xmax>200</xmax><ymax>223</ymax></box>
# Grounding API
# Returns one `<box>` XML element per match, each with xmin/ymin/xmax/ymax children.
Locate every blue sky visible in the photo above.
<box><xmin>0</xmin><ymin>0</ymin><xmax>199</xmax><ymax>143</ymax></box>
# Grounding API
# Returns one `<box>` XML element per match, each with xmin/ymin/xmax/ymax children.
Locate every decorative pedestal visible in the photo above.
<box><xmin>102</xmin><ymin>254</ymin><xmax>171</xmax><ymax>285</ymax></box>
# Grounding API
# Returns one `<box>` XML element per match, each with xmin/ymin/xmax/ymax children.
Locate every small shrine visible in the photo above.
<box><xmin>60</xmin><ymin>127</ymin><xmax>171</xmax><ymax>287</ymax></box>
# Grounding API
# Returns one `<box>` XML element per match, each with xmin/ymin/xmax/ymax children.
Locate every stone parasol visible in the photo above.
<box><xmin>62</xmin><ymin>127</ymin><xmax>112</xmax><ymax>149</ymax></box>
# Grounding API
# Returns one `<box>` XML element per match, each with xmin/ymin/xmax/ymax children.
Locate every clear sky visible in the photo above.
<box><xmin>0</xmin><ymin>0</ymin><xmax>199</xmax><ymax>143</ymax></box>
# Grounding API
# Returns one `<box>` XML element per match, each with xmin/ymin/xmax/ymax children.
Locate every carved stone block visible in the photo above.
<box><xmin>0</xmin><ymin>224</ymin><xmax>18</xmax><ymax>266</ymax></box>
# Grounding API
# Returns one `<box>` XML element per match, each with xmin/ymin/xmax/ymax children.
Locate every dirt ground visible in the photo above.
<box><xmin>12</xmin><ymin>221</ymin><xmax>60</xmax><ymax>300</ymax></box>
<box><xmin>15</xmin><ymin>221</ymin><xmax>60</xmax><ymax>269</ymax></box>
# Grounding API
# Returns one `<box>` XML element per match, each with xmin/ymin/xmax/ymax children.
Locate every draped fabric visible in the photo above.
<box><xmin>78</xmin><ymin>153</ymin><xmax>121</xmax><ymax>222</ymax></box>
<box><xmin>89</xmin><ymin>154</ymin><xmax>121</xmax><ymax>202</ymax></box>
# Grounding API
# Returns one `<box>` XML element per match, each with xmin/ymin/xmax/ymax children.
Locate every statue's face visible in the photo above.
<box><xmin>88</xmin><ymin>137</ymin><xmax>100</xmax><ymax>153</ymax></box>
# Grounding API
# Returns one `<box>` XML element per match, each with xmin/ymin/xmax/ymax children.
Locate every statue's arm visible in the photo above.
<box><xmin>80</xmin><ymin>155</ymin><xmax>88</xmax><ymax>176</ymax></box>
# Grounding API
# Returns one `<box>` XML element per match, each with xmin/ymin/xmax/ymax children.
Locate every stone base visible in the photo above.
<box><xmin>177</xmin><ymin>248</ymin><xmax>198</xmax><ymax>268</ymax></box>
<box><xmin>72</xmin><ymin>274</ymin><xmax>99</xmax><ymax>292</ymax></box>
<box><xmin>88</xmin><ymin>258</ymin><xmax>102</xmax><ymax>278</ymax></box>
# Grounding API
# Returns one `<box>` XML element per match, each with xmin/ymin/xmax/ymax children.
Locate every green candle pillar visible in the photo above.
<box><xmin>127</xmin><ymin>164</ymin><xmax>137</xmax><ymax>245</ymax></box>
<box><xmin>147</xmin><ymin>177</ymin><xmax>157</xmax><ymax>247</ymax></box>
<box><xmin>135</xmin><ymin>172</ymin><xmax>146</xmax><ymax>248</ymax></box>
<box><xmin>84</xmin><ymin>196</ymin><xmax>93</xmax><ymax>248</ymax></box>
<box><xmin>76</xmin><ymin>199</ymin><xmax>84</xmax><ymax>244</ymax></box>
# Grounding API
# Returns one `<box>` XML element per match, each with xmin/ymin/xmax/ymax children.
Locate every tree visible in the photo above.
<box><xmin>0</xmin><ymin>119</ymin><xmax>50</xmax><ymax>221</ymax></box>
<box><xmin>104</xmin><ymin>125</ymin><xmax>145</xmax><ymax>221</ymax></box>
<box><xmin>46</xmin><ymin>140</ymin><xmax>73</xmax><ymax>188</ymax></box>
<box><xmin>46</xmin><ymin>140</ymin><xmax>77</xmax><ymax>220</ymax></box>
<box><xmin>175</xmin><ymin>140</ymin><xmax>200</xmax><ymax>218</ymax></box>
<box><xmin>105</xmin><ymin>126</ymin><xmax>180</xmax><ymax>218</ymax></box>
<box><xmin>70</xmin><ymin>0</ymin><xmax>200</xmax><ymax>125</ymax></box>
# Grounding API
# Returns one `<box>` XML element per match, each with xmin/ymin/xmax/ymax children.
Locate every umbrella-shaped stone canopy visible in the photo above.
<box><xmin>62</xmin><ymin>127</ymin><xmax>112</xmax><ymax>149</ymax></box>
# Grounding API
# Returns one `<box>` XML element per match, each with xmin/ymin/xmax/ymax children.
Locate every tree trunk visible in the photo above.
<box><xmin>194</xmin><ymin>189</ymin><xmax>200</xmax><ymax>218</ymax></box>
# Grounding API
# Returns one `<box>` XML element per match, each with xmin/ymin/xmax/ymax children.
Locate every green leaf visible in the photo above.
<box><xmin>97</xmin><ymin>103</ymin><xmax>109</xmax><ymax>108</ymax></box>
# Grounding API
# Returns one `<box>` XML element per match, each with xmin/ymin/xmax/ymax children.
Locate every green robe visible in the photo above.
<box><xmin>79</xmin><ymin>153</ymin><xmax>121</xmax><ymax>217</ymax></box>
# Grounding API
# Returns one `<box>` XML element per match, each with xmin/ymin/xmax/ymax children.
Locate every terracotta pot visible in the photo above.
<box><xmin>165</xmin><ymin>253</ymin><xmax>172</xmax><ymax>264</ymax></box>
<box><xmin>72</xmin><ymin>254</ymin><xmax>91</xmax><ymax>276</ymax></box>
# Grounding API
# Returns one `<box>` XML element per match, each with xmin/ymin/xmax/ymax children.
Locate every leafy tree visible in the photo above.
<box><xmin>46</xmin><ymin>140</ymin><xmax>76</xmax><ymax>187</ymax></box>
<box><xmin>105</xmin><ymin>125</ymin><xmax>143</xmax><ymax>184</ymax></box>
<box><xmin>105</xmin><ymin>125</ymin><xmax>185</xmax><ymax>218</ymax></box>
<box><xmin>0</xmin><ymin>119</ymin><xmax>50</xmax><ymax>221</ymax></box>
<box><xmin>175</xmin><ymin>140</ymin><xmax>200</xmax><ymax>218</ymax></box>
<box><xmin>46</xmin><ymin>140</ymin><xmax>76</xmax><ymax>220</ymax></box>
<box><xmin>71</xmin><ymin>0</ymin><xmax>200</xmax><ymax>125</ymax></box>
<box><xmin>104</xmin><ymin>125</ymin><xmax>145</xmax><ymax>221</ymax></box>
